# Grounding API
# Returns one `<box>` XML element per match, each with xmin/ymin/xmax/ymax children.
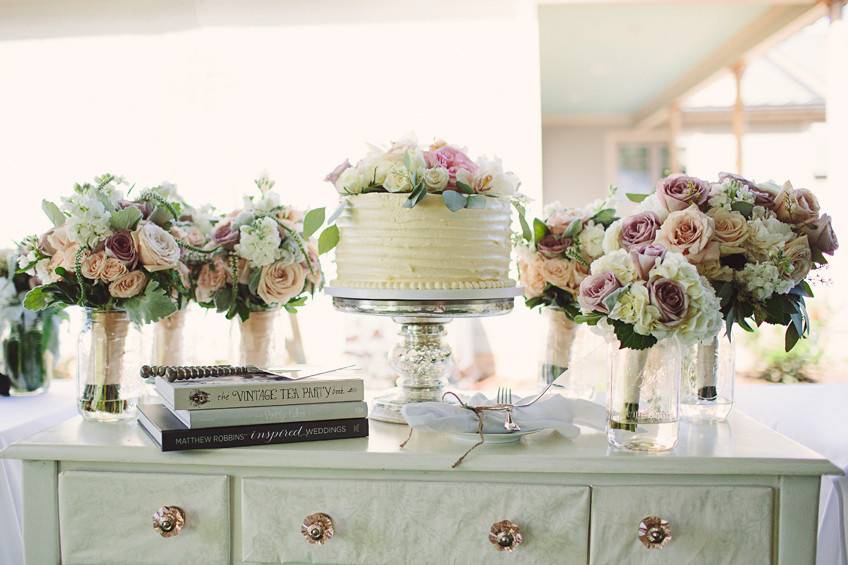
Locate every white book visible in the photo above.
<box><xmin>165</xmin><ymin>400</ymin><xmax>369</xmax><ymax>429</ymax></box>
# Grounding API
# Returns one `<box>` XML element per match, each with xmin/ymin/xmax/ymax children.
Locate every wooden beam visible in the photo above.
<box><xmin>732</xmin><ymin>61</ymin><xmax>746</xmax><ymax>174</ymax></box>
<box><xmin>633</xmin><ymin>3</ymin><xmax>823</xmax><ymax>130</ymax></box>
<box><xmin>681</xmin><ymin>105</ymin><xmax>825</xmax><ymax>125</ymax></box>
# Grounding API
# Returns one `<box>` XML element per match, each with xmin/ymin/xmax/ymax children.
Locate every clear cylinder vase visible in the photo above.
<box><xmin>232</xmin><ymin>310</ymin><xmax>290</xmax><ymax>368</ymax></box>
<box><xmin>152</xmin><ymin>309</ymin><xmax>188</xmax><ymax>366</ymax></box>
<box><xmin>1</xmin><ymin>312</ymin><xmax>59</xmax><ymax>396</ymax></box>
<box><xmin>77</xmin><ymin>310</ymin><xmax>143</xmax><ymax>422</ymax></box>
<box><xmin>607</xmin><ymin>338</ymin><xmax>681</xmax><ymax>452</ymax></box>
<box><xmin>681</xmin><ymin>335</ymin><xmax>734</xmax><ymax>422</ymax></box>
<box><xmin>539</xmin><ymin>308</ymin><xmax>577</xmax><ymax>386</ymax></box>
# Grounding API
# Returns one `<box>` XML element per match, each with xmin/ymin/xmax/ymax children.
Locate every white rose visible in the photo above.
<box><xmin>601</xmin><ymin>220</ymin><xmax>623</xmax><ymax>254</ymax></box>
<box><xmin>635</xmin><ymin>193</ymin><xmax>669</xmax><ymax>222</ymax></box>
<box><xmin>383</xmin><ymin>163</ymin><xmax>414</xmax><ymax>193</ymax></box>
<box><xmin>134</xmin><ymin>222</ymin><xmax>181</xmax><ymax>272</ymax></box>
<box><xmin>608</xmin><ymin>282</ymin><xmax>659</xmax><ymax>336</ymax></box>
<box><xmin>334</xmin><ymin>166</ymin><xmax>367</xmax><ymax>195</ymax></box>
<box><xmin>590</xmin><ymin>248</ymin><xmax>640</xmax><ymax>285</ymax></box>
<box><xmin>579</xmin><ymin>221</ymin><xmax>605</xmax><ymax>259</ymax></box>
<box><xmin>422</xmin><ymin>167</ymin><xmax>450</xmax><ymax>193</ymax></box>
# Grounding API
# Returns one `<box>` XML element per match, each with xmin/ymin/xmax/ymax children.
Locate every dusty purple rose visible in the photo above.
<box><xmin>577</xmin><ymin>271</ymin><xmax>621</xmax><ymax>314</ymax></box>
<box><xmin>619</xmin><ymin>212</ymin><xmax>660</xmax><ymax>251</ymax></box>
<box><xmin>630</xmin><ymin>243</ymin><xmax>666</xmax><ymax>280</ymax></box>
<box><xmin>119</xmin><ymin>199</ymin><xmax>152</xmax><ymax>219</ymax></box>
<box><xmin>212</xmin><ymin>220</ymin><xmax>240</xmax><ymax>249</ymax></box>
<box><xmin>105</xmin><ymin>229</ymin><xmax>138</xmax><ymax>269</ymax></box>
<box><xmin>324</xmin><ymin>159</ymin><xmax>351</xmax><ymax>184</ymax></box>
<box><xmin>649</xmin><ymin>277</ymin><xmax>688</xmax><ymax>326</ymax></box>
<box><xmin>721</xmin><ymin>172</ymin><xmax>778</xmax><ymax>208</ymax></box>
<box><xmin>537</xmin><ymin>234</ymin><xmax>571</xmax><ymax>258</ymax></box>
<box><xmin>656</xmin><ymin>174</ymin><xmax>710</xmax><ymax>213</ymax></box>
<box><xmin>803</xmin><ymin>213</ymin><xmax>839</xmax><ymax>256</ymax></box>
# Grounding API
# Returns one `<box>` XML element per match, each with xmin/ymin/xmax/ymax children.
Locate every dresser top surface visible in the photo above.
<box><xmin>2</xmin><ymin>410</ymin><xmax>840</xmax><ymax>476</ymax></box>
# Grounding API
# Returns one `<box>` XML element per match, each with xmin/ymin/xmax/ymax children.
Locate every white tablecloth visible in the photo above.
<box><xmin>736</xmin><ymin>383</ymin><xmax>848</xmax><ymax>565</ymax></box>
<box><xmin>0</xmin><ymin>380</ymin><xmax>76</xmax><ymax>565</ymax></box>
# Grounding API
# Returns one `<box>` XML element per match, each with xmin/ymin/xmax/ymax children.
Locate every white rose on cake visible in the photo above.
<box><xmin>334</xmin><ymin>166</ymin><xmax>368</xmax><ymax>195</ymax></box>
<box><xmin>422</xmin><ymin>167</ymin><xmax>450</xmax><ymax>192</ymax></box>
<box><xmin>383</xmin><ymin>163</ymin><xmax>414</xmax><ymax>193</ymax></box>
<box><xmin>471</xmin><ymin>156</ymin><xmax>519</xmax><ymax>197</ymax></box>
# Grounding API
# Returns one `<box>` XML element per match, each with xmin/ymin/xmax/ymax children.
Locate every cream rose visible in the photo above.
<box><xmin>80</xmin><ymin>250</ymin><xmax>105</xmax><ymax>280</ymax></box>
<box><xmin>422</xmin><ymin>167</ymin><xmax>450</xmax><ymax>192</ymax></box>
<box><xmin>774</xmin><ymin>184</ymin><xmax>820</xmax><ymax>225</ymax></box>
<box><xmin>382</xmin><ymin>164</ymin><xmax>413</xmax><ymax>193</ymax></box>
<box><xmin>655</xmin><ymin>205</ymin><xmax>719</xmax><ymax>264</ymax></box>
<box><xmin>709</xmin><ymin>208</ymin><xmax>748</xmax><ymax>255</ymax></box>
<box><xmin>540</xmin><ymin>258</ymin><xmax>573</xmax><ymax>292</ymax></box>
<box><xmin>100</xmin><ymin>257</ymin><xmax>128</xmax><ymax>283</ymax></box>
<box><xmin>108</xmin><ymin>270</ymin><xmax>148</xmax><ymax>298</ymax></box>
<box><xmin>195</xmin><ymin>256</ymin><xmax>229</xmax><ymax>303</ymax></box>
<box><xmin>257</xmin><ymin>261</ymin><xmax>306</xmax><ymax>306</ymax></box>
<box><xmin>134</xmin><ymin>222</ymin><xmax>180</xmax><ymax>272</ymax></box>
<box><xmin>783</xmin><ymin>235</ymin><xmax>813</xmax><ymax>285</ymax></box>
<box><xmin>518</xmin><ymin>255</ymin><xmax>546</xmax><ymax>299</ymax></box>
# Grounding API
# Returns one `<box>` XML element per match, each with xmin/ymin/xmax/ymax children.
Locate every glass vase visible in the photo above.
<box><xmin>1</xmin><ymin>310</ymin><xmax>61</xmax><ymax>396</ymax></box>
<box><xmin>231</xmin><ymin>310</ymin><xmax>293</xmax><ymax>368</ymax></box>
<box><xmin>152</xmin><ymin>309</ymin><xmax>188</xmax><ymax>366</ymax></box>
<box><xmin>77</xmin><ymin>310</ymin><xmax>143</xmax><ymax>422</ymax></box>
<box><xmin>539</xmin><ymin>308</ymin><xmax>577</xmax><ymax>386</ymax></box>
<box><xmin>607</xmin><ymin>338</ymin><xmax>681</xmax><ymax>452</ymax></box>
<box><xmin>681</xmin><ymin>335</ymin><xmax>734</xmax><ymax>422</ymax></box>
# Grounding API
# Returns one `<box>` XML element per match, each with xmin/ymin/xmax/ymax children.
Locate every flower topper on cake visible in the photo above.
<box><xmin>325</xmin><ymin>137</ymin><xmax>521</xmax><ymax>211</ymax></box>
<box><xmin>517</xmin><ymin>197</ymin><xmax>618</xmax><ymax>319</ymax></box>
<box><xmin>620</xmin><ymin>172</ymin><xmax>837</xmax><ymax>351</ymax></box>
<box><xmin>21</xmin><ymin>174</ymin><xmax>191</xmax><ymax>324</ymax></box>
<box><xmin>192</xmin><ymin>175</ymin><xmax>328</xmax><ymax>320</ymax></box>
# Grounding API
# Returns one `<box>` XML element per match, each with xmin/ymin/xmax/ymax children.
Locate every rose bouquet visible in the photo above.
<box><xmin>515</xmin><ymin>199</ymin><xmax>617</xmax><ymax>384</ymax></box>
<box><xmin>325</xmin><ymin>137</ymin><xmax>520</xmax><ymax>211</ymax></box>
<box><xmin>0</xmin><ymin>248</ymin><xmax>65</xmax><ymax>395</ymax></box>
<box><xmin>19</xmin><ymin>173</ymin><xmax>191</xmax><ymax>418</ymax></box>
<box><xmin>194</xmin><ymin>175</ymin><xmax>325</xmax><ymax>321</ymax></box>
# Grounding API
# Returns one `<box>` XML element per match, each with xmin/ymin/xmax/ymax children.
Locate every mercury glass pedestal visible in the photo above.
<box><xmin>329</xmin><ymin>288</ymin><xmax>519</xmax><ymax>424</ymax></box>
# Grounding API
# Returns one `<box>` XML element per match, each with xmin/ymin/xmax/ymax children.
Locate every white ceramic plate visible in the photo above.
<box><xmin>325</xmin><ymin>286</ymin><xmax>524</xmax><ymax>301</ymax></box>
<box><xmin>450</xmin><ymin>429</ymin><xmax>541</xmax><ymax>444</ymax></box>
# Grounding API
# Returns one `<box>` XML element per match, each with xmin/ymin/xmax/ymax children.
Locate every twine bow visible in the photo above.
<box><xmin>400</xmin><ymin>384</ymin><xmax>554</xmax><ymax>468</ymax></box>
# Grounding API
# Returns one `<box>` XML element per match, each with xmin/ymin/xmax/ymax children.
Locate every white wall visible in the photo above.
<box><xmin>541</xmin><ymin>123</ymin><xmax>612</xmax><ymax>207</ymax></box>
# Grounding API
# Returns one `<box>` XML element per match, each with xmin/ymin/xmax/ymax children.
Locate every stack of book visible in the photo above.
<box><xmin>137</xmin><ymin>366</ymin><xmax>368</xmax><ymax>451</ymax></box>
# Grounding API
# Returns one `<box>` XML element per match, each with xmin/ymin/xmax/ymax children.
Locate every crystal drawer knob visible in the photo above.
<box><xmin>639</xmin><ymin>516</ymin><xmax>672</xmax><ymax>549</ymax></box>
<box><xmin>302</xmin><ymin>512</ymin><xmax>334</xmax><ymax>544</ymax></box>
<box><xmin>153</xmin><ymin>505</ymin><xmax>185</xmax><ymax>538</ymax></box>
<box><xmin>489</xmin><ymin>520</ymin><xmax>523</xmax><ymax>552</ymax></box>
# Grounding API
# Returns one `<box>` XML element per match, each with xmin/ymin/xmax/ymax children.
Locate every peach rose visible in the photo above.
<box><xmin>134</xmin><ymin>222</ymin><xmax>180</xmax><ymax>272</ymax></box>
<box><xmin>195</xmin><ymin>256</ymin><xmax>229</xmax><ymax>303</ymax></box>
<box><xmin>80</xmin><ymin>251</ymin><xmax>106</xmax><ymax>280</ymax></box>
<box><xmin>783</xmin><ymin>236</ymin><xmax>813</xmax><ymax>285</ymax></box>
<box><xmin>774</xmin><ymin>184</ymin><xmax>820</xmax><ymax>225</ymax></box>
<box><xmin>100</xmin><ymin>257</ymin><xmax>128</xmax><ymax>283</ymax></box>
<box><xmin>518</xmin><ymin>255</ymin><xmax>546</xmax><ymax>299</ymax></box>
<box><xmin>257</xmin><ymin>261</ymin><xmax>306</xmax><ymax>306</ymax></box>
<box><xmin>655</xmin><ymin>205</ymin><xmax>719</xmax><ymax>264</ymax></box>
<box><xmin>709</xmin><ymin>208</ymin><xmax>748</xmax><ymax>255</ymax></box>
<box><xmin>108</xmin><ymin>270</ymin><xmax>148</xmax><ymax>298</ymax></box>
<box><xmin>540</xmin><ymin>257</ymin><xmax>573</xmax><ymax>292</ymax></box>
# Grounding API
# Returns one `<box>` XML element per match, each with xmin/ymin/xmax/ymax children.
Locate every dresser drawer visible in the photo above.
<box><xmin>241</xmin><ymin>478</ymin><xmax>590</xmax><ymax>564</ymax></box>
<box><xmin>589</xmin><ymin>485</ymin><xmax>774</xmax><ymax>565</ymax></box>
<box><xmin>58</xmin><ymin>471</ymin><xmax>230</xmax><ymax>565</ymax></box>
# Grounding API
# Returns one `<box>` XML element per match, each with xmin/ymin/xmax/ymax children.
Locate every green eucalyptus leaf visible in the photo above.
<box><xmin>42</xmin><ymin>200</ymin><xmax>66</xmax><ymax>227</ymax></box>
<box><xmin>466</xmin><ymin>195</ymin><xmax>488</xmax><ymax>209</ymax></box>
<box><xmin>318</xmin><ymin>224</ymin><xmax>340</xmax><ymax>255</ymax></box>
<box><xmin>455</xmin><ymin>181</ymin><xmax>474</xmax><ymax>195</ymax></box>
<box><xmin>109</xmin><ymin>207</ymin><xmax>143</xmax><ymax>231</ymax></box>
<box><xmin>403</xmin><ymin>184</ymin><xmax>428</xmax><ymax>209</ymax></box>
<box><xmin>442</xmin><ymin>190</ymin><xmax>468</xmax><ymax>212</ymax></box>
<box><xmin>563</xmin><ymin>219</ymin><xmax>583</xmax><ymax>239</ymax></box>
<box><xmin>625</xmin><ymin>193</ymin><xmax>650</xmax><ymax>203</ymax></box>
<box><xmin>302</xmin><ymin>207</ymin><xmax>326</xmax><ymax>239</ymax></box>
<box><xmin>122</xmin><ymin>280</ymin><xmax>177</xmax><ymax>325</ymax></box>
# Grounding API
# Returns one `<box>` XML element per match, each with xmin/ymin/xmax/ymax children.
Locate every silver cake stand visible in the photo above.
<box><xmin>326</xmin><ymin>286</ymin><xmax>521</xmax><ymax>424</ymax></box>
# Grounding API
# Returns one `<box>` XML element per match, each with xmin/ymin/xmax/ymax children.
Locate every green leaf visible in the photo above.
<box><xmin>811</xmin><ymin>246</ymin><xmax>828</xmax><ymax>265</ymax></box>
<box><xmin>466</xmin><ymin>195</ymin><xmax>488</xmax><ymax>209</ymax></box>
<box><xmin>785</xmin><ymin>323</ymin><xmax>801</xmax><ymax>352</ymax></box>
<box><xmin>731</xmin><ymin>201</ymin><xmax>754</xmax><ymax>219</ymax></box>
<box><xmin>318</xmin><ymin>224</ymin><xmax>340</xmax><ymax>255</ymax></box>
<box><xmin>327</xmin><ymin>200</ymin><xmax>347</xmax><ymax>225</ymax></box>
<box><xmin>248</xmin><ymin>268</ymin><xmax>262</xmax><ymax>295</ymax></box>
<box><xmin>23</xmin><ymin>287</ymin><xmax>50</xmax><ymax>311</ymax></box>
<box><xmin>563</xmin><ymin>219</ymin><xmax>583</xmax><ymax>239</ymax></box>
<box><xmin>512</xmin><ymin>201</ymin><xmax>532</xmax><ymax>242</ymax></box>
<box><xmin>574</xmin><ymin>312</ymin><xmax>603</xmax><ymax>325</ymax></box>
<box><xmin>456</xmin><ymin>181</ymin><xmax>474</xmax><ymax>195</ymax></box>
<box><xmin>302</xmin><ymin>207</ymin><xmax>325</xmax><ymax>239</ymax></box>
<box><xmin>533</xmin><ymin>218</ymin><xmax>549</xmax><ymax>245</ymax></box>
<box><xmin>625</xmin><ymin>192</ymin><xmax>650</xmax><ymax>203</ymax></box>
<box><xmin>590</xmin><ymin>208</ymin><xmax>618</xmax><ymax>228</ymax></box>
<box><xmin>442</xmin><ymin>190</ymin><xmax>468</xmax><ymax>212</ymax></box>
<box><xmin>109</xmin><ymin>207</ymin><xmax>143</xmax><ymax>231</ymax></box>
<box><xmin>612</xmin><ymin>320</ymin><xmax>657</xmax><ymax>350</ymax></box>
<box><xmin>403</xmin><ymin>184</ymin><xmax>427</xmax><ymax>209</ymax></box>
<box><xmin>42</xmin><ymin>200</ymin><xmax>66</xmax><ymax>227</ymax></box>
<box><xmin>123</xmin><ymin>280</ymin><xmax>177</xmax><ymax>325</ymax></box>
<box><xmin>213</xmin><ymin>287</ymin><xmax>232</xmax><ymax>312</ymax></box>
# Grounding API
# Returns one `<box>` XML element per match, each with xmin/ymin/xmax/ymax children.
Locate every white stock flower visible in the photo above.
<box><xmin>708</xmin><ymin>179</ymin><xmax>755</xmax><ymax>211</ymax></box>
<box><xmin>63</xmin><ymin>189</ymin><xmax>112</xmax><ymax>247</ymax></box>
<box><xmin>245</xmin><ymin>190</ymin><xmax>281</xmax><ymax>216</ymax></box>
<box><xmin>737</xmin><ymin>262</ymin><xmax>793</xmax><ymax>301</ymax></box>
<box><xmin>590</xmin><ymin>248</ymin><xmax>639</xmax><ymax>285</ymax></box>
<box><xmin>579</xmin><ymin>221</ymin><xmax>605</xmax><ymax>259</ymax></box>
<box><xmin>235</xmin><ymin>216</ymin><xmax>282</xmax><ymax>268</ymax></box>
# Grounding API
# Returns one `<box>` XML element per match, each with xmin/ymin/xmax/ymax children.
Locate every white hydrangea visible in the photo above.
<box><xmin>745</xmin><ymin>212</ymin><xmax>794</xmax><ymax>261</ymax></box>
<box><xmin>578</xmin><ymin>221</ymin><xmax>605</xmax><ymax>259</ymax></box>
<box><xmin>635</xmin><ymin>193</ymin><xmax>668</xmax><ymax>222</ymax></box>
<box><xmin>609</xmin><ymin>282</ymin><xmax>660</xmax><ymax>336</ymax></box>
<box><xmin>601</xmin><ymin>219</ymin><xmax>623</xmax><ymax>254</ymax></box>
<box><xmin>62</xmin><ymin>188</ymin><xmax>112</xmax><ymax>247</ymax></box>
<box><xmin>591</xmin><ymin>248</ymin><xmax>639</xmax><ymax>285</ymax></box>
<box><xmin>235</xmin><ymin>216</ymin><xmax>282</xmax><ymax>268</ymax></box>
<box><xmin>737</xmin><ymin>261</ymin><xmax>794</xmax><ymax>301</ymax></box>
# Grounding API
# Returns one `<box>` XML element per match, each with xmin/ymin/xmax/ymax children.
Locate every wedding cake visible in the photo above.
<box><xmin>324</xmin><ymin>139</ymin><xmax>520</xmax><ymax>290</ymax></box>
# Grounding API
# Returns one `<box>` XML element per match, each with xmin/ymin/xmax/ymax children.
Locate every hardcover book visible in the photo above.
<box><xmin>154</xmin><ymin>372</ymin><xmax>364</xmax><ymax>411</ymax></box>
<box><xmin>138</xmin><ymin>403</ymin><xmax>369</xmax><ymax>452</ymax></box>
<box><xmin>167</xmin><ymin>400</ymin><xmax>368</xmax><ymax>429</ymax></box>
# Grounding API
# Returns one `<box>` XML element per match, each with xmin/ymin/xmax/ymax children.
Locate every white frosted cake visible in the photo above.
<box><xmin>332</xmin><ymin>193</ymin><xmax>514</xmax><ymax>290</ymax></box>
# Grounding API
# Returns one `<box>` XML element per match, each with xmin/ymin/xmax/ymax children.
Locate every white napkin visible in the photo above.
<box><xmin>401</xmin><ymin>392</ymin><xmax>607</xmax><ymax>438</ymax></box>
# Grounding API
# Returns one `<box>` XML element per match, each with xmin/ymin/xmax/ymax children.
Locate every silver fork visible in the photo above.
<box><xmin>496</xmin><ymin>386</ymin><xmax>521</xmax><ymax>432</ymax></box>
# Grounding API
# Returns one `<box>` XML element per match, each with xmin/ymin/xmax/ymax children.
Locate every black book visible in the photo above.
<box><xmin>137</xmin><ymin>403</ymin><xmax>369</xmax><ymax>452</ymax></box>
